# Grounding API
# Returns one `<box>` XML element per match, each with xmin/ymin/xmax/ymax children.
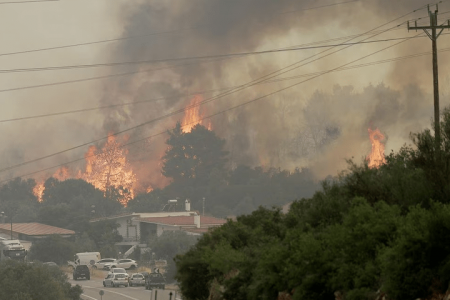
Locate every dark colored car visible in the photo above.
<box><xmin>145</xmin><ymin>272</ymin><xmax>165</xmax><ymax>290</ymax></box>
<box><xmin>73</xmin><ymin>265</ymin><xmax>90</xmax><ymax>280</ymax></box>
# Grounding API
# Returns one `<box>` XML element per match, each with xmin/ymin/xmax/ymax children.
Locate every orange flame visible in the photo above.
<box><xmin>182</xmin><ymin>95</ymin><xmax>212</xmax><ymax>133</ymax></box>
<box><xmin>33</xmin><ymin>166</ymin><xmax>71</xmax><ymax>202</ymax></box>
<box><xmin>366</xmin><ymin>128</ymin><xmax>386</xmax><ymax>168</ymax></box>
<box><xmin>33</xmin><ymin>181</ymin><xmax>45</xmax><ymax>202</ymax></box>
<box><xmin>32</xmin><ymin>135</ymin><xmax>137</xmax><ymax>206</ymax></box>
<box><xmin>146</xmin><ymin>185</ymin><xmax>154</xmax><ymax>193</ymax></box>
<box><xmin>82</xmin><ymin>134</ymin><xmax>137</xmax><ymax>206</ymax></box>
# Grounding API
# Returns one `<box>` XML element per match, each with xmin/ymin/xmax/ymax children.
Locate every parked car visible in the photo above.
<box><xmin>43</xmin><ymin>262</ymin><xmax>58</xmax><ymax>267</ymax></box>
<box><xmin>128</xmin><ymin>273</ymin><xmax>145</xmax><ymax>286</ymax></box>
<box><xmin>108</xmin><ymin>268</ymin><xmax>129</xmax><ymax>280</ymax></box>
<box><xmin>94</xmin><ymin>258</ymin><xmax>116</xmax><ymax>269</ymax></box>
<box><xmin>105</xmin><ymin>259</ymin><xmax>138</xmax><ymax>270</ymax></box>
<box><xmin>145</xmin><ymin>272</ymin><xmax>166</xmax><ymax>290</ymax></box>
<box><xmin>103</xmin><ymin>273</ymin><xmax>128</xmax><ymax>287</ymax></box>
<box><xmin>73</xmin><ymin>265</ymin><xmax>90</xmax><ymax>280</ymax></box>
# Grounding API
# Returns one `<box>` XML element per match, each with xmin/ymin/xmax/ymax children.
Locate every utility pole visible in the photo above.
<box><xmin>408</xmin><ymin>4</ymin><xmax>450</xmax><ymax>160</ymax></box>
<box><xmin>202</xmin><ymin>197</ymin><xmax>205</xmax><ymax>216</ymax></box>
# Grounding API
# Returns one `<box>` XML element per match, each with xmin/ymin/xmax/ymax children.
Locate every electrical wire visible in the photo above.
<box><xmin>0</xmin><ymin>28</ymin><xmax>412</xmax><ymax>95</ymax></box>
<box><xmin>0</xmin><ymin>35</ymin><xmax>440</xmax><ymax>74</ymax></box>
<box><xmin>1</xmin><ymin>46</ymin><xmax>448</xmax><ymax>124</ymax></box>
<box><xmin>0</xmin><ymin>0</ymin><xmax>363</xmax><ymax>58</ymax></box>
<box><xmin>0</xmin><ymin>2</ymin><xmax>432</xmax><ymax>178</ymax></box>
<box><xmin>0</xmin><ymin>0</ymin><xmax>58</xmax><ymax>3</ymax></box>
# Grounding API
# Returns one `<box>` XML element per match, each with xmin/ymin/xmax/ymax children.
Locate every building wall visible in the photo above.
<box><xmin>116</xmin><ymin>217</ymin><xmax>141</xmax><ymax>242</ymax></box>
<box><xmin>156</xmin><ymin>224</ymin><xmax>181</xmax><ymax>236</ymax></box>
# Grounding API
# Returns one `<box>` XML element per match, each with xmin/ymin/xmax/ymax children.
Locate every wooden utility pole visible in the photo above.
<box><xmin>408</xmin><ymin>5</ymin><xmax>450</xmax><ymax>159</ymax></box>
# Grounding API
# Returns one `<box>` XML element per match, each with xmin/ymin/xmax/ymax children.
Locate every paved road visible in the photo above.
<box><xmin>69</xmin><ymin>276</ymin><xmax>181</xmax><ymax>300</ymax></box>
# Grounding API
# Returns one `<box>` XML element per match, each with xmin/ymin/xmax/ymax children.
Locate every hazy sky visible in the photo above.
<box><xmin>1</xmin><ymin>0</ymin><xmax>449</xmax><ymax>186</ymax></box>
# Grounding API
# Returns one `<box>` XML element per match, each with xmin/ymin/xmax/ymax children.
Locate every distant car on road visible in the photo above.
<box><xmin>94</xmin><ymin>258</ymin><xmax>116</xmax><ymax>269</ymax></box>
<box><xmin>73</xmin><ymin>265</ymin><xmax>90</xmax><ymax>280</ymax></box>
<box><xmin>103</xmin><ymin>273</ymin><xmax>128</xmax><ymax>287</ymax></box>
<box><xmin>128</xmin><ymin>273</ymin><xmax>145</xmax><ymax>286</ymax></box>
<box><xmin>105</xmin><ymin>259</ymin><xmax>138</xmax><ymax>270</ymax></box>
<box><xmin>145</xmin><ymin>272</ymin><xmax>166</xmax><ymax>290</ymax></box>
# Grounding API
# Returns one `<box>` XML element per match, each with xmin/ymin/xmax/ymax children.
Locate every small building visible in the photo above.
<box><xmin>138</xmin><ymin>215</ymin><xmax>227</xmax><ymax>238</ymax></box>
<box><xmin>0</xmin><ymin>223</ymin><xmax>75</xmax><ymax>243</ymax></box>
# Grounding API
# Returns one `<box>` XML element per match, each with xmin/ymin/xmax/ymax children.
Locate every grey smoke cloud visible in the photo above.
<box><xmin>100</xmin><ymin>0</ymin><xmax>445</xmax><ymax>183</ymax></box>
<box><xmin>1</xmin><ymin>0</ymin><xmax>448</xmax><ymax>188</ymax></box>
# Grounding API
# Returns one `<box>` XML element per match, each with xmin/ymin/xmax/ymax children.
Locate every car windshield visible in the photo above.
<box><xmin>113</xmin><ymin>268</ymin><xmax>126</xmax><ymax>273</ymax></box>
<box><xmin>76</xmin><ymin>265</ymin><xmax>89</xmax><ymax>271</ymax></box>
<box><xmin>115</xmin><ymin>274</ymin><xmax>126</xmax><ymax>279</ymax></box>
<box><xmin>150</xmin><ymin>273</ymin><xmax>162</xmax><ymax>278</ymax></box>
<box><xmin>134</xmin><ymin>275</ymin><xmax>143</xmax><ymax>278</ymax></box>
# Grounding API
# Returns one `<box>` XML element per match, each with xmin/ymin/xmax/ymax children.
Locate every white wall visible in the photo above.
<box><xmin>115</xmin><ymin>217</ymin><xmax>141</xmax><ymax>241</ymax></box>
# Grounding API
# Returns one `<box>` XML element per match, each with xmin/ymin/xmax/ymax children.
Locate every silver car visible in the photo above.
<box><xmin>108</xmin><ymin>268</ymin><xmax>129</xmax><ymax>280</ymax></box>
<box><xmin>103</xmin><ymin>273</ymin><xmax>128</xmax><ymax>287</ymax></box>
<box><xmin>128</xmin><ymin>273</ymin><xmax>145</xmax><ymax>286</ymax></box>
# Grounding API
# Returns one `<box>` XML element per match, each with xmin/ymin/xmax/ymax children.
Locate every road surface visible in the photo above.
<box><xmin>69</xmin><ymin>276</ymin><xmax>181</xmax><ymax>300</ymax></box>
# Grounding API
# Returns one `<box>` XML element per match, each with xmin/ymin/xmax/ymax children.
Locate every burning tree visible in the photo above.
<box><xmin>182</xmin><ymin>95</ymin><xmax>212</xmax><ymax>133</ymax></box>
<box><xmin>366</xmin><ymin>128</ymin><xmax>386</xmax><ymax>168</ymax></box>
<box><xmin>83</xmin><ymin>134</ymin><xmax>137</xmax><ymax>206</ymax></box>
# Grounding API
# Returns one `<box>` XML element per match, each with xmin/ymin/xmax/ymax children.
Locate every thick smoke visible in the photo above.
<box><xmin>97</xmin><ymin>0</ymin><xmax>450</xmax><ymax>183</ymax></box>
<box><xmin>2</xmin><ymin>0</ymin><xmax>448</xmax><ymax>187</ymax></box>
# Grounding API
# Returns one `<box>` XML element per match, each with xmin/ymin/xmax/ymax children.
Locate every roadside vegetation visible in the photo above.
<box><xmin>0</xmin><ymin>260</ymin><xmax>82</xmax><ymax>300</ymax></box>
<box><xmin>174</xmin><ymin>107</ymin><xmax>450</xmax><ymax>300</ymax></box>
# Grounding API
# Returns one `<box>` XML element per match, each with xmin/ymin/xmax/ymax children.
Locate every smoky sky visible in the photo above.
<box><xmin>1</xmin><ymin>0</ymin><xmax>449</xmax><ymax>187</ymax></box>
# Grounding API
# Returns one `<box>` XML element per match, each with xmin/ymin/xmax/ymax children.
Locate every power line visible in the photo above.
<box><xmin>0</xmin><ymin>0</ymin><xmax>58</xmax><ymax>3</ymax></box>
<box><xmin>279</xmin><ymin>0</ymin><xmax>360</xmax><ymax>14</ymax></box>
<box><xmin>0</xmin><ymin>3</ymin><xmax>431</xmax><ymax>177</ymax></box>
<box><xmin>0</xmin><ymin>28</ymin><xmax>412</xmax><ymax>95</ymax></box>
<box><xmin>0</xmin><ymin>35</ymin><xmax>439</xmax><ymax>74</ymax></box>
<box><xmin>0</xmin><ymin>0</ymin><xmax>364</xmax><ymax>58</ymax></box>
<box><xmin>1</xmin><ymin>45</ymin><xmax>448</xmax><ymax>124</ymax></box>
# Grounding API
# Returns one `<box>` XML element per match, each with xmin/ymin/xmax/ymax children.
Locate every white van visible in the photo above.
<box><xmin>68</xmin><ymin>252</ymin><xmax>101</xmax><ymax>268</ymax></box>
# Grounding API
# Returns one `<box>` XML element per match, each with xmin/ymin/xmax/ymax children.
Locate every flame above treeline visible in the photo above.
<box><xmin>33</xmin><ymin>134</ymin><xmax>137</xmax><ymax>206</ymax></box>
<box><xmin>33</xmin><ymin>95</ymin><xmax>211</xmax><ymax>206</ymax></box>
<box><xmin>182</xmin><ymin>95</ymin><xmax>211</xmax><ymax>133</ymax></box>
<box><xmin>366</xmin><ymin>127</ymin><xmax>386</xmax><ymax>168</ymax></box>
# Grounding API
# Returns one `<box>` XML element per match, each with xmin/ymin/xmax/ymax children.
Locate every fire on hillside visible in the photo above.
<box><xmin>32</xmin><ymin>95</ymin><xmax>209</xmax><ymax>205</ymax></box>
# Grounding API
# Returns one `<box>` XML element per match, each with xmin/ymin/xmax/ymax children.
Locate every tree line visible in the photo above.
<box><xmin>174</xmin><ymin>107</ymin><xmax>450</xmax><ymax>300</ymax></box>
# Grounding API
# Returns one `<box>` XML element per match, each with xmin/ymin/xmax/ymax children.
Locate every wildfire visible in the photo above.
<box><xmin>82</xmin><ymin>134</ymin><xmax>137</xmax><ymax>206</ymax></box>
<box><xmin>366</xmin><ymin>128</ymin><xmax>386</xmax><ymax>168</ymax></box>
<box><xmin>182</xmin><ymin>95</ymin><xmax>212</xmax><ymax>133</ymax></box>
<box><xmin>33</xmin><ymin>182</ymin><xmax>45</xmax><ymax>202</ymax></box>
<box><xmin>33</xmin><ymin>166</ymin><xmax>71</xmax><ymax>202</ymax></box>
<box><xmin>32</xmin><ymin>135</ymin><xmax>137</xmax><ymax>206</ymax></box>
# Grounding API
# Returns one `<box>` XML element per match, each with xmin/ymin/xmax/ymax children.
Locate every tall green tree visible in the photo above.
<box><xmin>38</xmin><ymin>178</ymin><xmax>122</xmax><ymax>230</ymax></box>
<box><xmin>162</xmin><ymin>123</ymin><xmax>228</xmax><ymax>186</ymax></box>
<box><xmin>0</xmin><ymin>178</ymin><xmax>38</xmax><ymax>222</ymax></box>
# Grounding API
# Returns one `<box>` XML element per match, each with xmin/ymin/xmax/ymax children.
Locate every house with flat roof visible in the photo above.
<box><xmin>90</xmin><ymin>200</ymin><xmax>227</xmax><ymax>245</ymax></box>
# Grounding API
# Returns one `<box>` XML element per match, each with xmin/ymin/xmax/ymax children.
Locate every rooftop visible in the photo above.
<box><xmin>0</xmin><ymin>223</ymin><xmax>75</xmax><ymax>236</ymax></box>
<box><xmin>138</xmin><ymin>215</ymin><xmax>227</xmax><ymax>227</ymax></box>
<box><xmin>90</xmin><ymin>211</ymin><xmax>198</xmax><ymax>222</ymax></box>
